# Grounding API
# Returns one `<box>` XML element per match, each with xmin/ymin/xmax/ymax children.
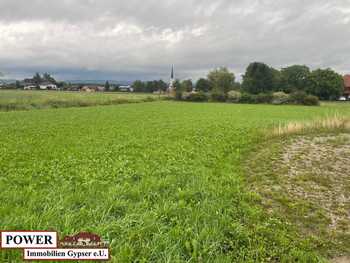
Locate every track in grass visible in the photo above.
<box><xmin>1</xmin><ymin>101</ymin><xmax>350</xmax><ymax>262</ymax></box>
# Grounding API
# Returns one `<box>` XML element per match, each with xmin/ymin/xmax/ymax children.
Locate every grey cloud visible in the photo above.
<box><xmin>0</xmin><ymin>0</ymin><xmax>349</xmax><ymax>80</ymax></box>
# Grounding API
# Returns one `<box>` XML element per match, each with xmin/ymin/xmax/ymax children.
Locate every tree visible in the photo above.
<box><xmin>132</xmin><ymin>80</ymin><xmax>146</xmax><ymax>92</ymax></box>
<box><xmin>280</xmin><ymin>65</ymin><xmax>310</xmax><ymax>93</ymax></box>
<box><xmin>15</xmin><ymin>81</ymin><xmax>21</xmax><ymax>89</ymax></box>
<box><xmin>43</xmin><ymin>73</ymin><xmax>57</xmax><ymax>84</ymax></box>
<box><xmin>155</xmin><ymin>79</ymin><xmax>168</xmax><ymax>92</ymax></box>
<box><xmin>207</xmin><ymin>67</ymin><xmax>235</xmax><ymax>94</ymax></box>
<box><xmin>145</xmin><ymin>81</ymin><xmax>155</xmax><ymax>92</ymax></box>
<box><xmin>181</xmin><ymin>79</ymin><xmax>193</xmax><ymax>92</ymax></box>
<box><xmin>33</xmin><ymin>73</ymin><xmax>42</xmax><ymax>86</ymax></box>
<box><xmin>242</xmin><ymin>62</ymin><xmax>275</xmax><ymax>94</ymax></box>
<box><xmin>306</xmin><ymin>69</ymin><xmax>344</xmax><ymax>100</ymax></box>
<box><xmin>173</xmin><ymin>79</ymin><xmax>183</xmax><ymax>100</ymax></box>
<box><xmin>104</xmin><ymin>81</ymin><xmax>110</xmax><ymax>92</ymax></box>
<box><xmin>271</xmin><ymin>67</ymin><xmax>282</xmax><ymax>90</ymax></box>
<box><xmin>196</xmin><ymin>78</ymin><xmax>211</xmax><ymax>92</ymax></box>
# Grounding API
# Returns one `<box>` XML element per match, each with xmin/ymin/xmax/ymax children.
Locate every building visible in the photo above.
<box><xmin>167</xmin><ymin>65</ymin><xmax>175</xmax><ymax>93</ymax></box>
<box><xmin>119</xmin><ymin>85</ymin><xmax>134</xmax><ymax>92</ymax></box>
<box><xmin>343</xmin><ymin>75</ymin><xmax>350</xmax><ymax>99</ymax></box>
<box><xmin>22</xmin><ymin>78</ymin><xmax>57</xmax><ymax>90</ymax></box>
<box><xmin>81</xmin><ymin>85</ymin><xmax>105</xmax><ymax>92</ymax></box>
<box><xmin>39</xmin><ymin>82</ymin><xmax>58</xmax><ymax>90</ymax></box>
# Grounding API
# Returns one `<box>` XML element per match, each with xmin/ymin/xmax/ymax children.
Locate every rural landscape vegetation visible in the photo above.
<box><xmin>1</xmin><ymin>63</ymin><xmax>350</xmax><ymax>262</ymax></box>
<box><xmin>1</xmin><ymin>0</ymin><xmax>350</xmax><ymax>262</ymax></box>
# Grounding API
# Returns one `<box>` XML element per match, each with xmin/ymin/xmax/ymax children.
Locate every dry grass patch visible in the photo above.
<box><xmin>272</xmin><ymin>115</ymin><xmax>350</xmax><ymax>137</ymax></box>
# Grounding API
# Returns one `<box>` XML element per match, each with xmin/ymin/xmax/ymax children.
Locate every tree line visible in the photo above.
<box><xmin>131</xmin><ymin>63</ymin><xmax>344</xmax><ymax>102</ymax></box>
<box><xmin>173</xmin><ymin>63</ymin><xmax>344</xmax><ymax>101</ymax></box>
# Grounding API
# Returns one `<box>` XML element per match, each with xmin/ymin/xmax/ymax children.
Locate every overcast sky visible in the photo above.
<box><xmin>0</xmin><ymin>0</ymin><xmax>349</xmax><ymax>81</ymax></box>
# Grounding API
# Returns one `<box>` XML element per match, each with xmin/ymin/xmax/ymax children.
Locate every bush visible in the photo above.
<box><xmin>303</xmin><ymin>95</ymin><xmax>319</xmax><ymax>106</ymax></box>
<box><xmin>239</xmin><ymin>93</ymin><xmax>257</xmax><ymax>104</ymax></box>
<box><xmin>210</xmin><ymin>91</ymin><xmax>227</xmax><ymax>102</ymax></box>
<box><xmin>175</xmin><ymin>90</ymin><xmax>183</xmax><ymax>100</ymax></box>
<box><xmin>227</xmin><ymin>90</ymin><xmax>241</xmax><ymax>103</ymax></box>
<box><xmin>290</xmin><ymin>91</ymin><xmax>307</xmax><ymax>104</ymax></box>
<box><xmin>185</xmin><ymin>92</ymin><xmax>208</xmax><ymax>102</ymax></box>
<box><xmin>256</xmin><ymin>93</ymin><xmax>273</xmax><ymax>104</ymax></box>
<box><xmin>289</xmin><ymin>91</ymin><xmax>319</xmax><ymax>106</ymax></box>
<box><xmin>272</xmin><ymin>92</ymin><xmax>290</xmax><ymax>105</ymax></box>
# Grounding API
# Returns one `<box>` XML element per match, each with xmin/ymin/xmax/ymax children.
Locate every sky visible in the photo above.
<box><xmin>0</xmin><ymin>0</ymin><xmax>349</xmax><ymax>82</ymax></box>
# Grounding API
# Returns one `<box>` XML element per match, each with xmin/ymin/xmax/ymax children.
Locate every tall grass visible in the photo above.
<box><xmin>271</xmin><ymin>115</ymin><xmax>350</xmax><ymax>137</ymax></box>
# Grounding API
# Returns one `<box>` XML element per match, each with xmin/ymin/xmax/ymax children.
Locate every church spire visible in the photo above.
<box><xmin>168</xmin><ymin>65</ymin><xmax>175</xmax><ymax>93</ymax></box>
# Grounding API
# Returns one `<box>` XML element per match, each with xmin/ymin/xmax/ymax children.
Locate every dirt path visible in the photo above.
<box><xmin>246</xmin><ymin>133</ymin><xmax>350</xmax><ymax>259</ymax></box>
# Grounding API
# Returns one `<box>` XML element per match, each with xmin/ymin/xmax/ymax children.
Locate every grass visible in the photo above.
<box><xmin>271</xmin><ymin>115</ymin><xmax>350</xmax><ymax>137</ymax></box>
<box><xmin>0</xmin><ymin>101</ymin><xmax>350</xmax><ymax>262</ymax></box>
<box><xmin>0</xmin><ymin>90</ymin><xmax>162</xmax><ymax>111</ymax></box>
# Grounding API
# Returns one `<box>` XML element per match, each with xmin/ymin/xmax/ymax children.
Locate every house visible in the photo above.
<box><xmin>22</xmin><ymin>78</ymin><xmax>57</xmax><ymax>90</ymax></box>
<box><xmin>119</xmin><ymin>85</ymin><xmax>134</xmax><ymax>92</ymax></box>
<box><xmin>343</xmin><ymin>75</ymin><xmax>350</xmax><ymax>99</ymax></box>
<box><xmin>24</xmin><ymin>85</ymin><xmax>36</xmax><ymax>90</ymax></box>
<box><xmin>81</xmin><ymin>85</ymin><xmax>105</xmax><ymax>92</ymax></box>
<box><xmin>39</xmin><ymin>82</ymin><xmax>58</xmax><ymax>90</ymax></box>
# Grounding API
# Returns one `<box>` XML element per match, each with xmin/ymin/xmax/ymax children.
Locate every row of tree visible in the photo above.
<box><xmin>171</xmin><ymin>63</ymin><xmax>344</xmax><ymax>100</ymax></box>
<box><xmin>30</xmin><ymin>73</ymin><xmax>58</xmax><ymax>85</ymax></box>
<box><xmin>241</xmin><ymin>63</ymin><xmax>344</xmax><ymax>100</ymax></box>
<box><xmin>132</xmin><ymin>80</ymin><xmax>168</xmax><ymax>93</ymax></box>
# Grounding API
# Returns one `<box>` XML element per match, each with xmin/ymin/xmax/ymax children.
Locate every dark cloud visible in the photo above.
<box><xmin>0</xmin><ymin>0</ymin><xmax>349</xmax><ymax>80</ymax></box>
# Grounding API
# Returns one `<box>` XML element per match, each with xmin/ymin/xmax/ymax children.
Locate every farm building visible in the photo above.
<box><xmin>39</xmin><ymin>82</ymin><xmax>58</xmax><ymax>90</ymax></box>
<box><xmin>22</xmin><ymin>78</ymin><xmax>57</xmax><ymax>90</ymax></box>
<box><xmin>81</xmin><ymin>86</ymin><xmax>105</xmax><ymax>92</ymax></box>
<box><xmin>344</xmin><ymin>75</ymin><xmax>350</xmax><ymax>99</ymax></box>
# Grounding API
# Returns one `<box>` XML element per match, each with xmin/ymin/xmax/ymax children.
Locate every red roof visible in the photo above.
<box><xmin>344</xmin><ymin>75</ymin><xmax>350</xmax><ymax>95</ymax></box>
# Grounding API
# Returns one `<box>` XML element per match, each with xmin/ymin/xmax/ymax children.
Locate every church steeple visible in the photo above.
<box><xmin>168</xmin><ymin>65</ymin><xmax>175</xmax><ymax>93</ymax></box>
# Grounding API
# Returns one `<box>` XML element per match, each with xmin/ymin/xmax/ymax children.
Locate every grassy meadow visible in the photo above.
<box><xmin>0</xmin><ymin>90</ymin><xmax>161</xmax><ymax>111</ymax></box>
<box><xmin>0</xmin><ymin>100</ymin><xmax>350</xmax><ymax>262</ymax></box>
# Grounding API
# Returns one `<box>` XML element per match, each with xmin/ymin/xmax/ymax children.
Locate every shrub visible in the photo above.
<box><xmin>303</xmin><ymin>95</ymin><xmax>319</xmax><ymax>106</ymax></box>
<box><xmin>239</xmin><ymin>93</ymin><xmax>257</xmax><ymax>104</ymax></box>
<box><xmin>272</xmin><ymin>92</ymin><xmax>290</xmax><ymax>105</ymax></box>
<box><xmin>185</xmin><ymin>92</ymin><xmax>208</xmax><ymax>102</ymax></box>
<box><xmin>290</xmin><ymin>91</ymin><xmax>308</xmax><ymax>104</ymax></box>
<box><xmin>175</xmin><ymin>90</ymin><xmax>183</xmax><ymax>100</ymax></box>
<box><xmin>256</xmin><ymin>93</ymin><xmax>273</xmax><ymax>104</ymax></box>
<box><xmin>227</xmin><ymin>90</ymin><xmax>241</xmax><ymax>103</ymax></box>
<box><xmin>210</xmin><ymin>91</ymin><xmax>227</xmax><ymax>102</ymax></box>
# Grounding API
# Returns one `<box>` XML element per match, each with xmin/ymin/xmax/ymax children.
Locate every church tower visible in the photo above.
<box><xmin>168</xmin><ymin>65</ymin><xmax>175</xmax><ymax>93</ymax></box>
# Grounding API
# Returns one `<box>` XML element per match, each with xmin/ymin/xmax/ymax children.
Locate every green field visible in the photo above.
<box><xmin>1</xmin><ymin>101</ymin><xmax>350</xmax><ymax>262</ymax></box>
<box><xmin>0</xmin><ymin>90</ymin><xmax>161</xmax><ymax>111</ymax></box>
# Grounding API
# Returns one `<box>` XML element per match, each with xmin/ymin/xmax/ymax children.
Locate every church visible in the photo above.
<box><xmin>167</xmin><ymin>65</ymin><xmax>175</xmax><ymax>93</ymax></box>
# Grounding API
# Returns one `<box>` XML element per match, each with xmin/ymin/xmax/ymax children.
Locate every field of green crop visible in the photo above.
<box><xmin>1</xmin><ymin>101</ymin><xmax>349</xmax><ymax>262</ymax></box>
<box><xmin>0</xmin><ymin>90</ymin><xmax>161</xmax><ymax>111</ymax></box>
